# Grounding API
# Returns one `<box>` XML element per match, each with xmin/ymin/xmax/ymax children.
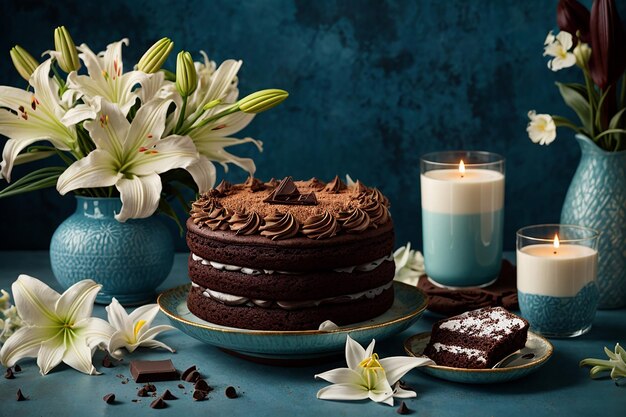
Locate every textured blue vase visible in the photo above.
<box><xmin>560</xmin><ymin>134</ymin><xmax>626</xmax><ymax>309</ymax></box>
<box><xmin>50</xmin><ymin>197</ymin><xmax>174</xmax><ymax>305</ymax></box>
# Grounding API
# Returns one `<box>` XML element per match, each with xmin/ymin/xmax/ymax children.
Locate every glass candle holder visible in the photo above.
<box><xmin>420</xmin><ymin>151</ymin><xmax>505</xmax><ymax>288</ymax></box>
<box><xmin>517</xmin><ymin>224</ymin><xmax>600</xmax><ymax>338</ymax></box>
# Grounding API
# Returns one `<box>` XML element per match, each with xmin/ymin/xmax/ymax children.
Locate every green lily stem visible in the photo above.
<box><xmin>50</xmin><ymin>62</ymin><xmax>67</xmax><ymax>95</ymax></box>
<box><xmin>174</xmin><ymin>95</ymin><xmax>188</xmax><ymax>134</ymax></box>
<box><xmin>582</xmin><ymin>70</ymin><xmax>596</xmax><ymax>138</ymax></box>
<box><xmin>181</xmin><ymin>104</ymin><xmax>240</xmax><ymax>135</ymax></box>
<box><xmin>594</xmin><ymin>128</ymin><xmax>626</xmax><ymax>141</ymax></box>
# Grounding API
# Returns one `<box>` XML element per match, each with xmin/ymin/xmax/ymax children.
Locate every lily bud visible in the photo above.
<box><xmin>202</xmin><ymin>99</ymin><xmax>221</xmax><ymax>111</ymax></box>
<box><xmin>557</xmin><ymin>0</ymin><xmax>591</xmax><ymax>44</ymax></box>
<box><xmin>175</xmin><ymin>51</ymin><xmax>197</xmax><ymax>97</ymax></box>
<box><xmin>573</xmin><ymin>42</ymin><xmax>591</xmax><ymax>68</ymax></box>
<box><xmin>9</xmin><ymin>45</ymin><xmax>39</xmax><ymax>81</ymax></box>
<box><xmin>238</xmin><ymin>89</ymin><xmax>289</xmax><ymax>114</ymax></box>
<box><xmin>54</xmin><ymin>26</ymin><xmax>81</xmax><ymax>73</ymax></box>
<box><xmin>589</xmin><ymin>0</ymin><xmax>626</xmax><ymax>90</ymax></box>
<box><xmin>137</xmin><ymin>37</ymin><xmax>173</xmax><ymax>73</ymax></box>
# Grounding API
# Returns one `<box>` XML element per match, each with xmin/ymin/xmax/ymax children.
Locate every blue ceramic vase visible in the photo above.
<box><xmin>560</xmin><ymin>134</ymin><xmax>626</xmax><ymax>309</ymax></box>
<box><xmin>50</xmin><ymin>197</ymin><xmax>174</xmax><ymax>305</ymax></box>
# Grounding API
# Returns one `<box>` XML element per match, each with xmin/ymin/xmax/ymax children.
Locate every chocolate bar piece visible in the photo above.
<box><xmin>129</xmin><ymin>360</ymin><xmax>179</xmax><ymax>383</ymax></box>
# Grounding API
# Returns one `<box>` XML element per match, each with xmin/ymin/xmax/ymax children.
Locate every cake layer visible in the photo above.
<box><xmin>187</xmin><ymin>284</ymin><xmax>395</xmax><ymax>330</ymax></box>
<box><xmin>187</xmin><ymin>219</ymin><xmax>395</xmax><ymax>271</ymax></box>
<box><xmin>424</xmin><ymin>307</ymin><xmax>529</xmax><ymax>369</ymax></box>
<box><xmin>188</xmin><ymin>254</ymin><xmax>395</xmax><ymax>300</ymax></box>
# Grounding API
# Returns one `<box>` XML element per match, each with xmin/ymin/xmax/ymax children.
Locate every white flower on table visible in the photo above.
<box><xmin>543</xmin><ymin>31</ymin><xmax>576</xmax><ymax>71</ymax></box>
<box><xmin>0</xmin><ymin>275</ymin><xmax>114</xmax><ymax>375</ymax></box>
<box><xmin>315</xmin><ymin>335</ymin><xmax>433</xmax><ymax>406</ymax></box>
<box><xmin>393</xmin><ymin>243</ymin><xmax>425</xmax><ymax>286</ymax></box>
<box><xmin>526</xmin><ymin>110</ymin><xmax>557</xmax><ymax>145</ymax></box>
<box><xmin>0</xmin><ymin>289</ymin><xmax>23</xmax><ymax>343</ymax></box>
<box><xmin>56</xmin><ymin>97</ymin><xmax>213</xmax><ymax>222</ymax></box>
<box><xmin>106</xmin><ymin>298</ymin><xmax>175</xmax><ymax>359</ymax></box>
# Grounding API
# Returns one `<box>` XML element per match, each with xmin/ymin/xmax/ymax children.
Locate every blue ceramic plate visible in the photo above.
<box><xmin>404</xmin><ymin>331</ymin><xmax>553</xmax><ymax>384</ymax></box>
<box><xmin>158</xmin><ymin>281</ymin><xmax>427</xmax><ymax>360</ymax></box>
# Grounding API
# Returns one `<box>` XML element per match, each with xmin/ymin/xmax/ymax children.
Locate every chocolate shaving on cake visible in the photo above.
<box><xmin>259</xmin><ymin>211</ymin><xmax>300</xmax><ymax>240</ymax></box>
<box><xmin>264</xmin><ymin>177</ymin><xmax>318</xmax><ymax>206</ymax></box>
<box><xmin>324</xmin><ymin>175</ymin><xmax>347</xmax><ymax>193</ymax></box>
<box><xmin>358</xmin><ymin>197</ymin><xmax>390</xmax><ymax>227</ymax></box>
<box><xmin>215</xmin><ymin>179</ymin><xmax>232</xmax><ymax>195</ymax></box>
<box><xmin>307</xmin><ymin>177</ymin><xmax>326</xmax><ymax>190</ymax></box>
<box><xmin>265</xmin><ymin>178</ymin><xmax>279</xmax><ymax>188</ymax></box>
<box><xmin>302</xmin><ymin>211</ymin><xmax>340</xmax><ymax>239</ymax></box>
<box><xmin>337</xmin><ymin>207</ymin><xmax>370</xmax><ymax>233</ymax></box>
<box><xmin>244</xmin><ymin>176</ymin><xmax>266</xmax><ymax>192</ymax></box>
<box><xmin>205</xmin><ymin>207</ymin><xmax>232</xmax><ymax>231</ymax></box>
<box><xmin>353</xmin><ymin>180</ymin><xmax>368</xmax><ymax>194</ymax></box>
<box><xmin>229</xmin><ymin>211</ymin><xmax>264</xmax><ymax>235</ymax></box>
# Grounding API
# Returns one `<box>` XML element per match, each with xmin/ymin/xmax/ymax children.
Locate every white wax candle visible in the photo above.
<box><xmin>517</xmin><ymin>244</ymin><xmax>598</xmax><ymax>297</ymax></box>
<box><xmin>420</xmin><ymin>169</ymin><xmax>504</xmax><ymax>214</ymax></box>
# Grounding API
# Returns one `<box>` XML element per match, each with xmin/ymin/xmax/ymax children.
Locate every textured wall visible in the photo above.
<box><xmin>0</xmin><ymin>0</ymin><xmax>620</xmax><ymax>251</ymax></box>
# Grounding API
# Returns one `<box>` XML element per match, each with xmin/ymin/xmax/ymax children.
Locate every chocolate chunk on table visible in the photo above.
<box><xmin>103</xmin><ymin>393</ymin><xmax>116</xmax><ymax>404</ymax></box>
<box><xmin>129</xmin><ymin>360</ymin><xmax>179</xmax><ymax>383</ymax></box>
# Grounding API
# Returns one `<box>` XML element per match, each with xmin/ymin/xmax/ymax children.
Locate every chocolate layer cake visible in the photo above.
<box><xmin>186</xmin><ymin>176</ymin><xmax>395</xmax><ymax>330</ymax></box>
<box><xmin>424</xmin><ymin>307</ymin><xmax>529</xmax><ymax>369</ymax></box>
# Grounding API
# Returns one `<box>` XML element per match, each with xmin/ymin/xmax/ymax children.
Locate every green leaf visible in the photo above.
<box><xmin>594</xmin><ymin>86</ymin><xmax>613</xmax><ymax>130</ymax></box>
<box><xmin>609</xmin><ymin>107</ymin><xmax>626</xmax><ymax>130</ymax></box>
<box><xmin>0</xmin><ymin>166</ymin><xmax>66</xmax><ymax>195</ymax></box>
<box><xmin>556</xmin><ymin>82</ymin><xmax>593</xmax><ymax>134</ymax></box>
<box><xmin>157</xmin><ymin>198</ymin><xmax>184</xmax><ymax>236</ymax></box>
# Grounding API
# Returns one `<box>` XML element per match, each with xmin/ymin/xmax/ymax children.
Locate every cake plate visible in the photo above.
<box><xmin>404</xmin><ymin>331</ymin><xmax>553</xmax><ymax>384</ymax></box>
<box><xmin>158</xmin><ymin>281</ymin><xmax>427</xmax><ymax>362</ymax></box>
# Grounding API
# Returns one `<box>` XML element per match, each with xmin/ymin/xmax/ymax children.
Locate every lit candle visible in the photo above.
<box><xmin>516</xmin><ymin>225</ymin><xmax>599</xmax><ymax>338</ymax></box>
<box><xmin>420</xmin><ymin>152</ymin><xmax>505</xmax><ymax>288</ymax></box>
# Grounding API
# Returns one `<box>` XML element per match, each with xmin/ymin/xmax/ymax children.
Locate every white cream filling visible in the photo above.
<box><xmin>192</xmin><ymin>281</ymin><xmax>393</xmax><ymax>310</ymax></box>
<box><xmin>191</xmin><ymin>253</ymin><xmax>394</xmax><ymax>275</ymax></box>
<box><xmin>432</xmin><ymin>343</ymin><xmax>487</xmax><ymax>364</ymax></box>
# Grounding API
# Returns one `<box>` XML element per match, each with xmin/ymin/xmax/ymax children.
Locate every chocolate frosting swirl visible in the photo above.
<box><xmin>265</xmin><ymin>178</ymin><xmax>279</xmax><ymax>188</ymax></box>
<box><xmin>205</xmin><ymin>207</ymin><xmax>232</xmax><ymax>231</ymax></box>
<box><xmin>229</xmin><ymin>211</ymin><xmax>263</xmax><ymax>235</ymax></box>
<box><xmin>190</xmin><ymin>197</ymin><xmax>222</xmax><ymax>226</ymax></box>
<box><xmin>324</xmin><ymin>175</ymin><xmax>347</xmax><ymax>193</ymax></box>
<box><xmin>353</xmin><ymin>180</ymin><xmax>368</xmax><ymax>194</ymax></box>
<box><xmin>214</xmin><ymin>179</ymin><xmax>232</xmax><ymax>196</ymax></box>
<box><xmin>358</xmin><ymin>197</ymin><xmax>390</xmax><ymax>227</ymax></box>
<box><xmin>244</xmin><ymin>176</ymin><xmax>265</xmax><ymax>192</ymax></box>
<box><xmin>259</xmin><ymin>211</ymin><xmax>300</xmax><ymax>240</ymax></box>
<box><xmin>302</xmin><ymin>211</ymin><xmax>340</xmax><ymax>239</ymax></box>
<box><xmin>370</xmin><ymin>187</ymin><xmax>390</xmax><ymax>207</ymax></box>
<box><xmin>337</xmin><ymin>207</ymin><xmax>370</xmax><ymax>233</ymax></box>
<box><xmin>307</xmin><ymin>177</ymin><xmax>326</xmax><ymax>191</ymax></box>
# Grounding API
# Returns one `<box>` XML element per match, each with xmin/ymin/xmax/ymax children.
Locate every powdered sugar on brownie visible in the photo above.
<box><xmin>431</xmin><ymin>343</ymin><xmax>487</xmax><ymax>364</ymax></box>
<box><xmin>438</xmin><ymin>307</ymin><xmax>526</xmax><ymax>341</ymax></box>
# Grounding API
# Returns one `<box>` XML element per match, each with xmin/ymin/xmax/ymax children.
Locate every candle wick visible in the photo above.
<box><xmin>553</xmin><ymin>251</ymin><xmax>557</xmax><ymax>255</ymax></box>
<box><xmin>460</xmin><ymin>175</ymin><xmax>464</xmax><ymax>178</ymax></box>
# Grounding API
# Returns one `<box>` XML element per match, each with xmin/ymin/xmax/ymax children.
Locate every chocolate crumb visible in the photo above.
<box><xmin>144</xmin><ymin>383</ymin><xmax>157</xmax><ymax>393</ymax></box>
<box><xmin>180</xmin><ymin>365</ymin><xmax>195</xmax><ymax>380</ymax></box>
<box><xmin>397</xmin><ymin>380</ymin><xmax>413</xmax><ymax>391</ymax></box>
<box><xmin>131</xmin><ymin>399</ymin><xmax>140</xmax><ymax>403</ymax></box>
<box><xmin>177</xmin><ymin>384</ymin><xmax>185</xmax><ymax>389</ymax></box>
<box><xmin>225</xmin><ymin>386</ymin><xmax>238</xmax><ymax>399</ymax></box>
<box><xmin>397</xmin><ymin>401</ymin><xmax>411</xmax><ymax>415</ymax></box>
<box><xmin>13</xmin><ymin>364</ymin><xmax>21</xmax><ymax>372</ymax></box>
<box><xmin>103</xmin><ymin>393</ymin><xmax>116</xmax><ymax>404</ymax></box>
<box><xmin>137</xmin><ymin>388</ymin><xmax>149</xmax><ymax>397</ymax></box>
<box><xmin>150</xmin><ymin>397</ymin><xmax>167</xmax><ymax>409</ymax></box>
<box><xmin>5</xmin><ymin>368</ymin><xmax>15</xmax><ymax>379</ymax></box>
<box><xmin>194</xmin><ymin>379</ymin><xmax>211</xmax><ymax>393</ymax></box>
<box><xmin>161</xmin><ymin>389</ymin><xmax>177</xmax><ymax>400</ymax></box>
<box><xmin>192</xmin><ymin>389</ymin><xmax>207</xmax><ymax>401</ymax></box>
<box><xmin>121</xmin><ymin>379</ymin><xmax>128</xmax><ymax>384</ymax></box>
<box><xmin>102</xmin><ymin>354</ymin><xmax>115</xmax><ymax>368</ymax></box>
<box><xmin>184</xmin><ymin>370</ymin><xmax>201</xmax><ymax>383</ymax></box>
<box><xmin>16</xmin><ymin>389</ymin><xmax>27</xmax><ymax>401</ymax></box>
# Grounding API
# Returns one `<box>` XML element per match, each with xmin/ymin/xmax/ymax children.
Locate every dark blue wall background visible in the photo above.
<box><xmin>1</xmin><ymin>0</ymin><xmax>622</xmax><ymax>251</ymax></box>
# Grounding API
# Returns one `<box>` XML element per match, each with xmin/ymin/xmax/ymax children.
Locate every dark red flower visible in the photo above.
<box><xmin>589</xmin><ymin>0</ymin><xmax>626</xmax><ymax>90</ymax></box>
<box><xmin>557</xmin><ymin>0</ymin><xmax>591</xmax><ymax>44</ymax></box>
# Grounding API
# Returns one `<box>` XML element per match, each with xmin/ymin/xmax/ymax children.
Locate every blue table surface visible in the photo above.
<box><xmin>0</xmin><ymin>251</ymin><xmax>624</xmax><ymax>417</ymax></box>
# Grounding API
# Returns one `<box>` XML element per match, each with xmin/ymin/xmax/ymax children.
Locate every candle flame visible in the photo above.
<box><xmin>553</xmin><ymin>234</ymin><xmax>560</xmax><ymax>249</ymax></box>
<box><xmin>459</xmin><ymin>160</ymin><xmax>465</xmax><ymax>176</ymax></box>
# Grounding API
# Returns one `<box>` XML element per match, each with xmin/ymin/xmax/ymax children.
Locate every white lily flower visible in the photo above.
<box><xmin>543</xmin><ymin>31</ymin><xmax>576</xmax><ymax>71</ymax></box>
<box><xmin>0</xmin><ymin>275</ymin><xmax>114</xmax><ymax>375</ymax></box>
<box><xmin>393</xmin><ymin>243</ymin><xmax>425</xmax><ymax>286</ymax></box>
<box><xmin>0</xmin><ymin>289</ymin><xmax>24</xmax><ymax>343</ymax></box>
<box><xmin>163</xmin><ymin>55</ymin><xmax>260</xmax><ymax>187</ymax></box>
<box><xmin>526</xmin><ymin>110</ymin><xmax>557</xmax><ymax>145</ymax></box>
<box><xmin>0</xmin><ymin>59</ymin><xmax>77</xmax><ymax>181</ymax></box>
<box><xmin>65</xmin><ymin>39</ymin><xmax>149</xmax><ymax>119</ymax></box>
<box><xmin>106</xmin><ymin>298</ymin><xmax>175</xmax><ymax>359</ymax></box>
<box><xmin>56</xmin><ymin>97</ymin><xmax>212</xmax><ymax>221</ymax></box>
<box><xmin>315</xmin><ymin>335</ymin><xmax>433</xmax><ymax>406</ymax></box>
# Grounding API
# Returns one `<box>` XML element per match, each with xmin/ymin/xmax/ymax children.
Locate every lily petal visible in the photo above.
<box><xmin>379</xmin><ymin>356</ymin><xmax>435</xmax><ymax>385</ymax></box>
<box><xmin>369</xmin><ymin>377</ymin><xmax>395</xmax><ymax>405</ymax></box>
<box><xmin>37</xmin><ymin>332</ymin><xmax>65</xmax><ymax>375</ymax></box>
<box><xmin>124</xmin><ymin>99</ymin><xmax>173</xmax><ymax>155</ymax></box>
<box><xmin>108</xmin><ymin>330</ymin><xmax>131</xmax><ymax>359</ymax></box>
<box><xmin>76</xmin><ymin>317</ymin><xmax>116</xmax><ymax>349</ymax></box>
<box><xmin>54</xmin><ymin>279</ymin><xmax>101</xmax><ymax>323</ymax></box>
<box><xmin>61</xmin><ymin>103</ymin><xmax>98</xmax><ymax>126</ymax></box>
<box><xmin>62</xmin><ymin>336</ymin><xmax>99</xmax><ymax>375</ymax></box>
<box><xmin>186</xmin><ymin>156</ymin><xmax>217</xmax><ymax>193</ymax></box>
<box><xmin>314</xmin><ymin>367</ymin><xmax>363</xmax><ymax>385</ymax></box>
<box><xmin>106</xmin><ymin>298</ymin><xmax>133</xmax><ymax>333</ymax></box>
<box><xmin>115</xmin><ymin>173</ymin><xmax>162</xmax><ymax>222</ymax></box>
<box><xmin>137</xmin><ymin>324</ymin><xmax>176</xmax><ymax>341</ymax></box>
<box><xmin>12</xmin><ymin>274</ymin><xmax>60</xmax><ymax>326</ymax></box>
<box><xmin>345</xmin><ymin>335</ymin><xmax>367</xmax><ymax>370</ymax></box>
<box><xmin>56</xmin><ymin>150</ymin><xmax>121</xmax><ymax>195</ymax></box>
<box><xmin>128</xmin><ymin>304</ymin><xmax>159</xmax><ymax>328</ymax></box>
<box><xmin>126</xmin><ymin>134</ymin><xmax>199</xmax><ymax>176</ymax></box>
<box><xmin>316</xmin><ymin>383</ymin><xmax>369</xmax><ymax>401</ymax></box>
<box><xmin>135</xmin><ymin>339</ymin><xmax>175</xmax><ymax>353</ymax></box>
<box><xmin>83</xmin><ymin>97</ymin><xmax>130</xmax><ymax>156</ymax></box>
<box><xmin>393</xmin><ymin>385</ymin><xmax>417</xmax><ymax>399</ymax></box>
<box><xmin>0</xmin><ymin>325</ymin><xmax>56</xmax><ymax>367</ymax></box>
